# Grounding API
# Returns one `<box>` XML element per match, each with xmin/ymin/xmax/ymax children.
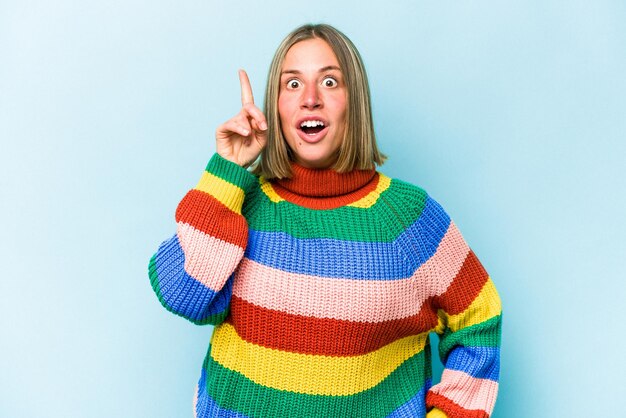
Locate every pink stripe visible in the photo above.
<box><xmin>434</xmin><ymin>222</ymin><xmax>471</xmax><ymax>294</ymax></box>
<box><xmin>177</xmin><ymin>222</ymin><xmax>244</xmax><ymax>291</ymax></box>
<box><xmin>232</xmin><ymin>222</ymin><xmax>469</xmax><ymax>322</ymax></box>
<box><xmin>430</xmin><ymin>369</ymin><xmax>498</xmax><ymax>413</ymax></box>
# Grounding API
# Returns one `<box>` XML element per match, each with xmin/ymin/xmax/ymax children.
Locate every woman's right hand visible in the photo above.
<box><xmin>215</xmin><ymin>69</ymin><xmax>268</xmax><ymax>168</ymax></box>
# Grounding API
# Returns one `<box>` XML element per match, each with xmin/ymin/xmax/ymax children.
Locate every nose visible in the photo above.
<box><xmin>300</xmin><ymin>83</ymin><xmax>322</xmax><ymax>109</ymax></box>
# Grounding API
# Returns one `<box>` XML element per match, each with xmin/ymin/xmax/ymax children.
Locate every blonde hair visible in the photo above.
<box><xmin>252</xmin><ymin>23</ymin><xmax>386</xmax><ymax>179</ymax></box>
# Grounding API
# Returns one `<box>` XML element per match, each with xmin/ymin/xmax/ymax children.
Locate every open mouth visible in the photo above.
<box><xmin>299</xmin><ymin>120</ymin><xmax>326</xmax><ymax>135</ymax></box>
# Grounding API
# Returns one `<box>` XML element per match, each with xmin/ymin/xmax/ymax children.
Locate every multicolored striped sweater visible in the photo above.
<box><xmin>149</xmin><ymin>153</ymin><xmax>502</xmax><ymax>418</ymax></box>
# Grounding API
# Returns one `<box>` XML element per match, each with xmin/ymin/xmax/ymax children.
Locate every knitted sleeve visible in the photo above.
<box><xmin>423</xmin><ymin>196</ymin><xmax>502</xmax><ymax>418</ymax></box>
<box><xmin>148</xmin><ymin>153</ymin><xmax>256</xmax><ymax>325</ymax></box>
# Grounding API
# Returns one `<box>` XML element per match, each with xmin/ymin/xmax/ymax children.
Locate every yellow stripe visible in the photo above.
<box><xmin>348</xmin><ymin>174</ymin><xmax>392</xmax><ymax>208</ymax></box>
<box><xmin>444</xmin><ymin>278</ymin><xmax>502</xmax><ymax>332</ymax></box>
<box><xmin>259</xmin><ymin>178</ymin><xmax>284</xmax><ymax>203</ymax></box>
<box><xmin>426</xmin><ymin>408</ymin><xmax>449</xmax><ymax>418</ymax></box>
<box><xmin>194</xmin><ymin>172</ymin><xmax>245</xmax><ymax>214</ymax></box>
<box><xmin>210</xmin><ymin>322</ymin><xmax>429</xmax><ymax>396</ymax></box>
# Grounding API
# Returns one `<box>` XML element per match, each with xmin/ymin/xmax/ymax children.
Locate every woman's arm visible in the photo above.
<box><xmin>423</xmin><ymin>197</ymin><xmax>502</xmax><ymax>418</ymax></box>
<box><xmin>149</xmin><ymin>70</ymin><xmax>267</xmax><ymax>325</ymax></box>
<box><xmin>148</xmin><ymin>153</ymin><xmax>257</xmax><ymax>325</ymax></box>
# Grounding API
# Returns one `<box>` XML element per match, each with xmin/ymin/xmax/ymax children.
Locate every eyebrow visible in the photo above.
<box><xmin>281</xmin><ymin>65</ymin><xmax>342</xmax><ymax>75</ymax></box>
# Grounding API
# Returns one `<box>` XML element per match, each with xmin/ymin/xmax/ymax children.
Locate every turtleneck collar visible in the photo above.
<box><xmin>269</xmin><ymin>162</ymin><xmax>379</xmax><ymax>210</ymax></box>
<box><xmin>276</xmin><ymin>162</ymin><xmax>376</xmax><ymax>197</ymax></box>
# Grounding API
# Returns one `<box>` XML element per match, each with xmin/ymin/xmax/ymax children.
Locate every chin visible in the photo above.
<box><xmin>286</xmin><ymin>133</ymin><xmax>341</xmax><ymax>169</ymax></box>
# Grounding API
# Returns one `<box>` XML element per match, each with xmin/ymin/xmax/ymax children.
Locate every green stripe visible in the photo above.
<box><xmin>203</xmin><ymin>341</ymin><xmax>432</xmax><ymax>418</ymax></box>
<box><xmin>205</xmin><ymin>153</ymin><xmax>257</xmax><ymax>191</ymax></box>
<box><xmin>243</xmin><ymin>179</ymin><xmax>429</xmax><ymax>241</ymax></box>
<box><xmin>196</xmin><ymin>309</ymin><xmax>229</xmax><ymax>326</ymax></box>
<box><xmin>148</xmin><ymin>254</ymin><xmax>166</xmax><ymax>307</ymax></box>
<box><xmin>437</xmin><ymin>315</ymin><xmax>502</xmax><ymax>362</ymax></box>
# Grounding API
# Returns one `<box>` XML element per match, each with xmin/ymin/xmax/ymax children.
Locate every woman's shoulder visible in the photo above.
<box><xmin>380</xmin><ymin>172</ymin><xmax>450</xmax><ymax>223</ymax></box>
<box><xmin>384</xmin><ymin>174</ymin><xmax>427</xmax><ymax>197</ymax></box>
<box><xmin>381</xmin><ymin>172</ymin><xmax>430</xmax><ymax>206</ymax></box>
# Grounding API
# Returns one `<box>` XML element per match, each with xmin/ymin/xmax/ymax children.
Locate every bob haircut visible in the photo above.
<box><xmin>252</xmin><ymin>23</ymin><xmax>386</xmax><ymax>179</ymax></box>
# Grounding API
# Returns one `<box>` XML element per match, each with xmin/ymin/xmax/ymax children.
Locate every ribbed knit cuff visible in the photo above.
<box><xmin>205</xmin><ymin>153</ymin><xmax>257</xmax><ymax>193</ymax></box>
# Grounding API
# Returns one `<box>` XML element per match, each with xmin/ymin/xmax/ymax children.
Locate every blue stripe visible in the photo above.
<box><xmin>386</xmin><ymin>378</ymin><xmax>430</xmax><ymax>417</ymax></box>
<box><xmin>196</xmin><ymin>367</ymin><xmax>250</xmax><ymax>418</ymax></box>
<box><xmin>445</xmin><ymin>346</ymin><xmax>500</xmax><ymax>381</ymax></box>
<box><xmin>154</xmin><ymin>235</ymin><xmax>231</xmax><ymax>322</ymax></box>
<box><xmin>245</xmin><ymin>196</ymin><xmax>450</xmax><ymax>279</ymax></box>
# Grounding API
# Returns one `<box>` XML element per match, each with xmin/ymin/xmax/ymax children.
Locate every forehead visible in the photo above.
<box><xmin>281</xmin><ymin>38</ymin><xmax>340</xmax><ymax>71</ymax></box>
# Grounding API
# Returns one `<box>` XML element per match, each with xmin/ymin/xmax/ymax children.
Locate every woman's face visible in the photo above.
<box><xmin>278</xmin><ymin>38</ymin><xmax>347</xmax><ymax>169</ymax></box>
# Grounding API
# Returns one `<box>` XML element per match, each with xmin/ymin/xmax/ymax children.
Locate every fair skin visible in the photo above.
<box><xmin>215</xmin><ymin>70</ymin><xmax>268</xmax><ymax>168</ymax></box>
<box><xmin>216</xmin><ymin>38</ymin><xmax>347</xmax><ymax>170</ymax></box>
<box><xmin>278</xmin><ymin>38</ymin><xmax>347</xmax><ymax>169</ymax></box>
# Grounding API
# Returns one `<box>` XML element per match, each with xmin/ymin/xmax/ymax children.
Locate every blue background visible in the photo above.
<box><xmin>1</xmin><ymin>1</ymin><xmax>624</xmax><ymax>417</ymax></box>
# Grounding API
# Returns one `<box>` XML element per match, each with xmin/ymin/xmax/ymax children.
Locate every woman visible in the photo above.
<box><xmin>149</xmin><ymin>24</ymin><xmax>502</xmax><ymax>418</ymax></box>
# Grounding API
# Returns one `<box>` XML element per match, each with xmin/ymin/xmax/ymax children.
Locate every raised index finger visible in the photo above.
<box><xmin>239</xmin><ymin>69</ymin><xmax>254</xmax><ymax>105</ymax></box>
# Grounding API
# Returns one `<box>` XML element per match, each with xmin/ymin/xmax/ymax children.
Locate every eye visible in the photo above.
<box><xmin>322</xmin><ymin>77</ymin><xmax>338</xmax><ymax>88</ymax></box>
<box><xmin>286</xmin><ymin>79</ymin><xmax>301</xmax><ymax>89</ymax></box>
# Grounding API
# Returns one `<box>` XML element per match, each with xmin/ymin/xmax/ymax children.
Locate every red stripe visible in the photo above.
<box><xmin>175</xmin><ymin>189</ymin><xmax>247</xmax><ymax>247</ymax></box>
<box><xmin>426</xmin><ymin>392</ymin><xmax>490</xmax><ymax>418</ymax></box>
<box><xmin>271</xmin><ymin>173</ymin><xmax>380</xmax><ymax>210</ymax></box>
<box><xmin>227</xmin><ymin>295</ymin><xmax>439</xmax><ymax>356</ymax></box>
<box><xmin>434</xmin><ymin>250</ymin><xmax>489</xmax><ymax>315</ymax></box>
